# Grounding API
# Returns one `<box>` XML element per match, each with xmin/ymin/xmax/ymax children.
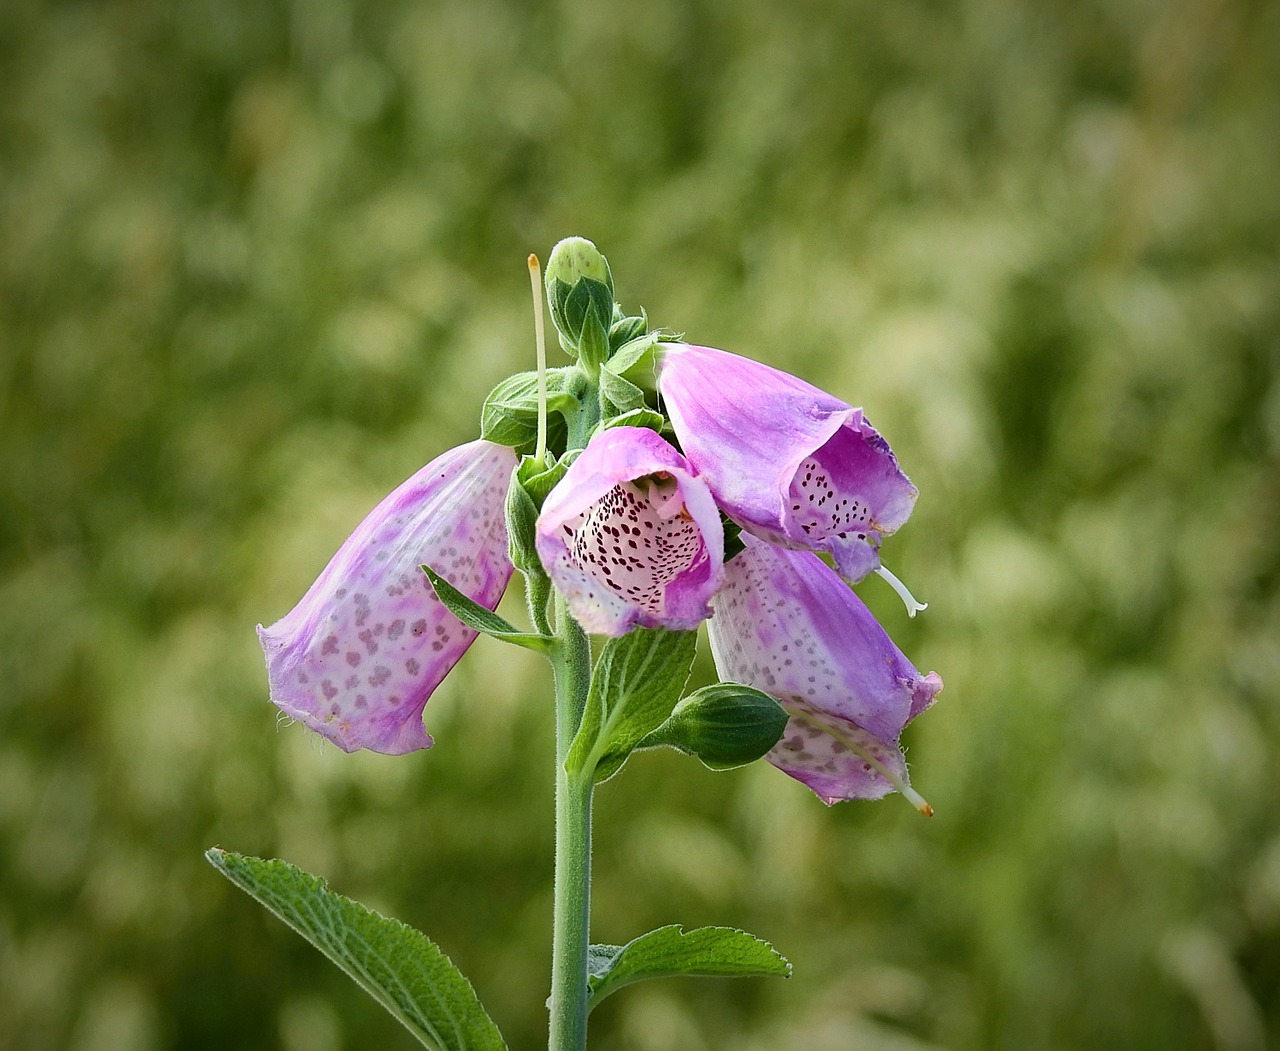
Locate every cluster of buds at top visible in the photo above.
<box><xmin>258</xmin><ymin>238</ymin><xmax>941</xmax><ymax>810</ymax></box>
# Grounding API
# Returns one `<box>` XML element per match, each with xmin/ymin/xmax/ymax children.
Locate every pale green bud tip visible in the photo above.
<box><xmin>545</xmin><ymin>236</ymin><xmax>612</xmax><ymax>292</ymax></box>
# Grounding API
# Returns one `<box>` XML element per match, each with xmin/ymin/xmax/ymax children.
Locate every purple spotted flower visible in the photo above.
<box><xmin>659</xmin><ymin>344</ymin><xmax>924</xmax><ymax>608</ymax></box>
<box><xmin>258</xmin><ymin>439</ymin><xmax>516</xmax><ymax>755</ymax></box>
<box><xmin>535</xmin><ymin>426</ymin><xmax>724</xmax><ymax>636</ymax></box>
<box><xmin>707</xmin><ymin>533</ymin><xmax>942</xmax><ymax>808</ymax></box>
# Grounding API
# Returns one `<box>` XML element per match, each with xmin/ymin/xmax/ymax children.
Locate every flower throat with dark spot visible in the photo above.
<box><xmin>563</xmin><ymin>474</ymin><xmax>704</xmax><ymax>617</ymax></box>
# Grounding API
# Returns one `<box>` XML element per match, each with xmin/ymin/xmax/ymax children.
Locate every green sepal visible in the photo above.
<box><xmin>604</xmin><ymin>331</ymin><xmax>661</xmax><ymax>385</ymax></box>
<box><xmin>575</xmin><ymin>297</ymin><xmax>613</xmax><ymax>372</ymax></box>
<box><xmin>586</xmin><ymin>925</ymin><xmax>791</xmax><ymax>1011</ymax></box>
<box><xmin>506</xmin><ymin>455</ymin><xmax>567</xmax><ymax>634</ymax></box>
<box><xmin>638</xmin><ymin>683</ymin><xmax>789</xmax><ymax>770</ymax></box>
<box><xmin>609</xmin><ymin>311</ymin><xmax>648</xmax><ymax>351</ymax></box>
<box><xmin>594</xmin><ymin>407</ymin><xmax>666</xmax><ymax>437</ymax></box>
<box><xmin>205</xmin><ymin>850</ymin><xmax>508</xmax><ymax>1051</ymax></box>
<box><xmin>515</xmin><ymin>452</ymin><xmax>568</xmax><ymax>507</ymax></box>
<box><xmin>480</xmin><ymin>368</ymin><xmax>580</xmax><ymax>449</ymax></box>
<box><xmin>547</xmin><ymin>272</ymin><xmax>615</xmax><ymax>363</ymax></box>
<box><xmin>422</xmin><ymin>566</ymin><xmax>550</xmax><ymax>653</ymax></box>
<box><xmin>504</xmin><ymin>463</ymin><xmax>543</xmax><ymax>578</ymax></box>
<box><xmin>566</xmin><ymin>627</ymin><xmax>698</xmax><ymax>782</ymax></box>
<box><xmin>722</xmin><ymin>517</ymin><xmax>745</xmax><ymax>562</ymax></box>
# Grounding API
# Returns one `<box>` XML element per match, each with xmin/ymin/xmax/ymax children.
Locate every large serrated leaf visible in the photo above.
<box><xmin>566</xmin><ymin>628</ymin><xmax>698</xmax><ymax>782</ymax></box>
<box><xmin>206</xmin><ymin>850</ymin><xmax>507</xmax><ymax>1051</ymax></box>
<box><xmin>587</xmin><ymin>925</ymin><xmax>791</xmax><ymax>1010</ymax></box>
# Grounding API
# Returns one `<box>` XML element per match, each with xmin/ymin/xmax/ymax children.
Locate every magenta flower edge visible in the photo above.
<box><xmin>658</xmin><ymin>342</ymin><xmax>919</xmax><ymax>584</ymax></box>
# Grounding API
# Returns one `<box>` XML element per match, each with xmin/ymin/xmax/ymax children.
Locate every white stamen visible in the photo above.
<box><xmin>874</xmin><ymin>563</ymin><xmax>929</xmax><ymax>617</ymax></box>
<box><xmin>528</xmin><ymin>254</ymin><xmax>548</xmax><ymax>465</ymax></box>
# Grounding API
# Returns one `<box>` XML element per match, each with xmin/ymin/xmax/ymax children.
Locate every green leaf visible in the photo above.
<box><xmin>638</xmin><ymin>683</ymin><xmax>790</xmax><ymax>770</ymax></box>
<box><xmin>587</xmin><ymin>925</ymin><xmax>791</xmax><ymax>1010</ymax></box>
<box><xmin>480</xmin><ymin>368</ymin><xmax>579</xmax><ymax>448</ymax></box>
<box><xmin>206</xmin><ymin>850</ymin><xmax>507</xmax><ymax>1051</ymax></box>
<box><xmin>567</xmin><ymin>628</ymin><xmax>698</xmax><ymax>782</ymax></box>
<box><xmin>422</xmin><ymin>566</ymin><xmax>550</xmax><ymax>653</ymax></box>
<box><xmin>598</xmin><ymin>367</ymin><xmax>646</xmax><ymax>415</ymax></box>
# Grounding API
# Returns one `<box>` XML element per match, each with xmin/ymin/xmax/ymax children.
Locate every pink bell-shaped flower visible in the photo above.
<box><xmin>535</xmin><ymin>426</ymin><xmax>724</xmax><ymax>636</ymax></box>
<box><xmin>659</xmin><ymin>343</ymin><xmax>919</xmax><ymax>586</ymax></box>
<box><xmin>258</xmin><ymin>439</ymin><xmax>517</xmax><ymax>755</ymax></box>
<box><xmin>707</xmin><ymin>533</ymin><xmax>941</xmax><ymax>808</ymax></box>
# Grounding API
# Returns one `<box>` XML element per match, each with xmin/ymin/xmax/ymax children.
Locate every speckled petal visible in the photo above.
<box><xmin>658</xmin><ymin>343</ymin><xmax>918</xmax><ymax>582</ymax></box>
<box><xmin>257</xmin><ymin>439</ymin><xmax>516</xmax><ymax>755</ymax></box>
<box><xmin>535</xmin><ymin>427</ymin><xmax>723</xmax><ymax>635</ymax></box>
<box><xmin>706</xmin><ymin>533</ymin><xmax>942</xmax><ymax>804</ymax></box>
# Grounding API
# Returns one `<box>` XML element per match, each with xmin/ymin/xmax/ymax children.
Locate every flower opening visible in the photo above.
<box><xmin>535</xmin><ymin>427</ymin><xmax>723</xmax><ymax>635</ymax></box>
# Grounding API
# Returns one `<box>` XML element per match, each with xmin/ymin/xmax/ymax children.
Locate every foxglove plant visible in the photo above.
<box><xmin>209</xmin><ymin>237</ymin><xmax>942</xmax><ymax>1051</ymax></box>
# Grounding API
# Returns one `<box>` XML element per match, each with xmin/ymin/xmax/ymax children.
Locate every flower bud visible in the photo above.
<box><xmin>544</xmin><ymin>237</ymin><xmax>616</xmax><ymax>370</ymax></box>
<box><xmin>608</xmin><ymin>313</ymin><xmax>647</xmax><ymax>351</ymax></box>
<box><xmin>640</xmin><ymin>684</ymin><xmax>790</xmax><ymax>771</ymax></box>
<box><xmin>545</xmin><ymin>236</ymin><xmax>612</xmax><ymax>289</ymax></box>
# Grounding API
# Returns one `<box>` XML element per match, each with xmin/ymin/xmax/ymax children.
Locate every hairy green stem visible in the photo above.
<box><xmin>548</xmin><ymin>592</ymin><xmax>594</xmax><ymax>1051</ymax></box>
<box><xmin>526</xmin><ymin>573</ymin><xmax>553</xmax><ymax>639</ymax></box>
<box><xmin>566</xmin><ymin>385</ymin><xmax>601</xmax><ymax>450</ymax></box>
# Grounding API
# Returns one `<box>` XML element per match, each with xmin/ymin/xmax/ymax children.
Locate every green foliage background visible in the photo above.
<box><xmin>2</xmin><ymin>0</ymin><xmax>1277</xmax><ymax>1048</ymax></box>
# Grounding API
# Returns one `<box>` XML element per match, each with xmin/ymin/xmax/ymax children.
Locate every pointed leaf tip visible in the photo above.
<box><xmin>422</xmin><ymin>566</ymin><xmax>551</xmax><ymax>653</ymax></box>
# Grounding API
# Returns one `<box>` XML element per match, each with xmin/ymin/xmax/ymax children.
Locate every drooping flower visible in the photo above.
<box><xmin>658</xmin><ymin>343</ymin><xmax>924</xmax><ymax>607</ymax></box>
<box><xmin>706</xmin><ymin>533</ymin><xmax>942</xmax><ymax>808</ymax></box>
<box><xmin>535</xmin><ymin>426</ymin><xmax>724</xmax><ymax>635</ymax></box>
<box><xmin>258</xmin><ymin>439</ymin><xmax>517</xmax><ymax>755</ymax></box>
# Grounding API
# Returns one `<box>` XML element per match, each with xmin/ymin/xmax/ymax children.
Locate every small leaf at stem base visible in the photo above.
<box><xmin>587</xmin><ymin>924</ymin><xmax>791</xmax><ymax>1011</ymax></box>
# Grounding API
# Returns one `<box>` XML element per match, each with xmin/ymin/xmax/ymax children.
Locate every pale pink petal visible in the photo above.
<box><xmin>258</xmin><ymin>440</ymin><xmax>516</xmax><ymax>754</ymax></box>
<box><xmin>707</xmin><ymin>534</ymin><xmax>941</xmax><ymax>804</ymax></box>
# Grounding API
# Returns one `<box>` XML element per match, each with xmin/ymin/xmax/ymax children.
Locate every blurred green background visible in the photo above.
<box><xmin>2</xmin><ymin>0</ymin><xmax>1277</xmax><ymax>1048</ymax></box>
